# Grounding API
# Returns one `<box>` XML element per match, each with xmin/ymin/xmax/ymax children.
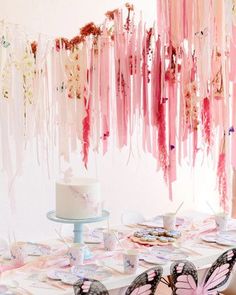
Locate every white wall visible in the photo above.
<box><xmin>0</xmin><ymin>0</ymin><xmax>220</xmax><ymax>241</ymax></box>
<box><xmin>0</xmin><ymin>0</ymin><xmax>156</xmax><ymax>37</ymax></box>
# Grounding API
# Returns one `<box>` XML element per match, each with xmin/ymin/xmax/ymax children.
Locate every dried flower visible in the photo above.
<box><xmin>31</xmin><ymin>41</ymin><xmax>37</xmax><ymax>58</ymax></box>
<box><xmin>124</xmin><ymin>3</ymin><xmax>135</xmax><ymax>31</ymax></box>
<box><xmin>70</xmin><ymin>35</ymin><xmax>84</xmax><ymax>48</ymax></box>
<box><xmin>55</xmin><ymin>38</ymin><xmax>71</xmax><ymax>51</ymax></box>
<box><xmin>125</xmin><ymin>3</ymin><xmax>134</xmax><ymax>11</ymax></box>
<box><xmin>105</xmin><ymin>9</ymin><xmax>118</xmax><ymax>20</ymax></box>
<box><xmin>80</xmin><ymin>22</ymin><xmax>101</xmax><ymax>37</ymax></box>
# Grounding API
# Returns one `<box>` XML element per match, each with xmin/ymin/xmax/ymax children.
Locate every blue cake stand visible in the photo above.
<box><xmin>47</xmin><ymin>210</ymin><xmax>110</xmax><ymax>243</ymax></box>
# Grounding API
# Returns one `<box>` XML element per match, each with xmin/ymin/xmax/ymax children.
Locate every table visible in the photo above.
<box><xmin>0</xmin><ymin>216</ymin><xmax>235</xmax><ymax>295</ymax></box>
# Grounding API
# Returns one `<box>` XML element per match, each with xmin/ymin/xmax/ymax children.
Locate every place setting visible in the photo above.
<box><xmin>200</xmin><ymin>202</ymin><xmax>236</xmax><ymax>248</ymax></box>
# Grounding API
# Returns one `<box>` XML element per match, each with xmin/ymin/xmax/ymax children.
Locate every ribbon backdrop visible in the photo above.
<box><xmin>0</xmin><ymin>1</ymin><xmax>236</xmax><ymax>212</ymax></box>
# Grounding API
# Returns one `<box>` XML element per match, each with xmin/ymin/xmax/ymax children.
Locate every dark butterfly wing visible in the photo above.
<box><xmin>125</xmin><ymin>266</ymin><xmax>163</xmax><ymax>295</ymax></box>
<box><xmin>2</xmin><ymin>41</ymin><xmax>10</xmax><ymax>48</ymax></box>
<box><xmin>73</xmin><ymin>277</ymin><xmax>109</xmax><ymax>295</ymax></box>
<box><xmin>170</xmin><ymin>260</ymin><xmax>198</xmax><ymax>295</ymax></box>
<box><xmin>1</xmin><ymin>36</ymin><xmax>10</xmax><ymax>48</ymax></box>
<box><xmin>202</xmin><ymin>248</ymin><xmax>236</xmax><ymax>292</ymax></box>
<box><xmin>195</xmin><ymin>27</ymin><xmax>208</xmax><ymax>38</ymax></box>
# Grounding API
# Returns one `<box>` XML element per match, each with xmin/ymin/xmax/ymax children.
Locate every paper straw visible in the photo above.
<box><xmin>54</xmin><ymin>229</ymin><xmax>70</xmax><ymax>248</ymax></box>
<box><xmin>7</xmin><ymin>230</ymin><xmax>11</xmax><ymax>246</ymax></box>
<box><xmin>12</xmin><ymin>229</ymin><xmax>16</xmax><ymax>243</ymax></box>
<box><xmin>175</xmin><ymin>201</ymin><xmax>184</xmax><ymax>215</ymax></box>
<box><xmin>206</xmin><ymin>201</ymin><xmax>216</xmax><ymax>215</ymax></box>
<box><xmin>107</xmin><ymin>217</ymin><xmax>110</xmax><ymax>233</ymax></box>
<box><xmin>113</xmin><ymin>232</ymin><xmax>125</xmax><ymax>251</ymax></box>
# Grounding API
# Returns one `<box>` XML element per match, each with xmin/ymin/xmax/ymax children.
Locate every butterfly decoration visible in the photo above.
<box><xmin>69</xmin><ymin>252</ymin><xmax>76</xmax><ymax>262</ymax></box>
<box><xmin>73</xmin><ymin>277</ymin><xmax>109</xmax><ymax>295</ymax></box>
<box><xmin>125</xmin><ymin>259</ymin><xmax>135</xmax><ymax>270</ymax></box>
<box><xmin>10</xmin><ymin>252</ymin><xmax>16</xmax><ymax>260</ymax></box>
<box><xmin>125</xmin><ymin>266</ymin><xmax>163</xmax><ymax>295</ymax></box>
<box><xmin>195</xmin><ymin>27</ymin><xmax>208</xmax><ymax>39</ymax></box>
<box><xmin>56</xmin><ymin>81</ymin><xmax>66</xmax><ymax>92</ymax></box>
<box><xmin>229</xmin><ymin>126</ymin><xmax>235</xmax><ymax>135</ymax></box>
<box><xmin>0</xmin><ymin>35</ymin><xmax>10</xmax><ymax>48</ymax></box>
<box><xmin>170</xmin><ymin>248</ymin><xmax>236</xmax><ymax>295</ymax></box>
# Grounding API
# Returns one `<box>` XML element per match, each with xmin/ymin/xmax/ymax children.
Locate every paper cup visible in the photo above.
<box><xmin>214</xmin><ymin>213</ymin><xmax>229</xmax><ymax>232</ymax></box>
<box><xmin>163</xmin><ymin>213</ymin><xmax>176</xmax><ymax>230</ymax></box>
<box><xmin>68</xmin><ymin>244</ymin><xmax>85</xmax><ymax>266</ymax></box>
<box><xmin>103</xmin><ymin>231</ymin><xmax>117</xmax><ymax>251</ymax></box>
<box><xmin>10</xmin><ymin>243</ymin><xmax>27</xmax><ymax>266</ymax></box>
<box><xmin>123</xmin><ymin>250</ymin><xmax>139</xmax><ymax>274</ymax></box>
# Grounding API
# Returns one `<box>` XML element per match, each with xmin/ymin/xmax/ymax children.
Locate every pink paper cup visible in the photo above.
<box><xmin>10</xmin><ymin>243</ymin><xmax>27</xmax><ymax>266</ymax></box>
<box><xmin>163</xmin><ymin>213</ymin><xmax>176</xmax><ymax>230</ymax></box>
<box><xmin>214</xmin><ymin>213</ymin><xmax>229</xmax><ymax>232</ymax></box>
<box><xmin>123</xmin><ymin>250</ymin><xmax>139</xmax><ymax>274</ymax></box>
<box><xmin>103</xmin><ymin>231</ymin><xmax>117</xmax><ymax>251</ymax></box>
<box><xmin>68</xmin><ymin>244</ymin><xmax>85</xmax><ymax>266</ymax></box>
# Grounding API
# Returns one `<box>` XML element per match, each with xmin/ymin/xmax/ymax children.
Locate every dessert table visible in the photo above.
<box><xmin>0</xmin><ymin>213</ymin><xmax>235</xmax><ymax>295</ymax></box>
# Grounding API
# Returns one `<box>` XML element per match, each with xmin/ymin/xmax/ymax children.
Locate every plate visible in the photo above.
<box><xmin>25</xmin><ymin>243</ymin><xmax>51</xmax><ymax>256</ymax></box>
<box><xmin>141</xmin><ymin>256</ymin><xmax>167</xmax><ymax>265</ymax></box>
<box><xmin>47</xmin><ymin>270</ymin><xmax>69</xmax><ymax>280</ymax></box>
<box><xmin>215</xmin><ymin>238</ymin><xmax>235</xmax><ymax>246</ymax></box>
<box><xmin>201</xmin><ymin>234</ymin><xmax>217</xmax><ymax>243</ymax></box>
<box><xmin>219</xmin><ymin>231</ymin><xmax>236</xmax><ymax>241</ymax></box>
<box><xmin>71</xmin><ymin>264</ymin><xmax>112</xmax><ymax>280</ymax></box>
<box><xmin>71</xmin><ymin>264</ymin><xmax>99</xmax><ymax>274</ymax></box>
<box><xmin>58</xmin><ymin>273</ymin><xmax>78</xmax><ymax>285</ymax></box>
<box><xmin>149</xmin><ymin>247</ymin><xmax>189</xmax><ymax>261</ymax></box>
<box><xmin>201</xmin><ymin>232</ymin><xmax>236</xmax><ymax>246</ymax></box>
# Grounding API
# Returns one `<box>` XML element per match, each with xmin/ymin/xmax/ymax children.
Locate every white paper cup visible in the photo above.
<box><xmin>68</xmin><ymin>244</ymin><xmax>85</xmax><ymax>266</ymax></box>
<box><xmin>123</xmin><ymin>250</ymin><xmax>139</xmax><ymax>274</ymax></box>
<box><xmin>103</xmin><ymin>231</ymin><xmax>117</xmax><ymax>251</ymax></box>
<box><xmin>163</xmin><ymin>213</ymin><xmax>176</xmax><ymax>230</ymax></box>
<box><xmin>214</xmin><ymin>213</ymin><xmax>229</xmax><ymax>232</ymax></box>
<box><xmin>10</xmin><ymin>243</ymin><xmax>27</xmax><ymax>266</ymax></box>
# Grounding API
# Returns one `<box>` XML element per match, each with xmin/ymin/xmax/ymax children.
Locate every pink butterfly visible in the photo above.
<box><xmin>170</xmin><ymin>248</ymin><xmax>236</xmax><ymax>295</ymax></box>
<box><xmin>73</xmin><ymin>277</ymin><xmax>109</xmax><ymax>295</ymax></box>
<box><xmin>125</xmin><ymin>266</ymin><xmax>163</xmax><ymax>295</ymax></box>
<box><xmin>73</xmin><ymin>266</ymin><xmax>163</xmax><ymax>295</ymax></box>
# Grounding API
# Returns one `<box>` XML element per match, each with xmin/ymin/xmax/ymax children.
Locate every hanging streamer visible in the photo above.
<box><xmin>0</xmin><ymin>2</ymin><xmax>236</xmax><ymax>211</ymax></box>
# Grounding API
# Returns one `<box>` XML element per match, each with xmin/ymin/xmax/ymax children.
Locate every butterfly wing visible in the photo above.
<box><xmin>125</xmin><ymin>266</ymin><xmax>163</xmax><ymax>295</ymax></box>
<box><xmin>73</xmin><ymin>277</ymin><xmax>109</xmax><ymax>295</ymax></box>
<box><xmin>202</xmin><ymin>248</ymin><xmax>236</xmax><ymax>293</ymax></box>
<box><xmin>1</xmin><ymin>36</ymin><xmax>10</xmax><ymax>48</ymax></box>
<box><xmin>170</xmin><ymin>260</ymin><xmax>198</xmax><ymax>295</ymax></box>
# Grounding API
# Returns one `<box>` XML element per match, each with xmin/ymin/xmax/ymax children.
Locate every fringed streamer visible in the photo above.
<box><xmin>82</xmin><ymin>97</ymin><xmax>90</xmax><ymax>169</ymax></box>
<box><xmin>151</xmin><ymin>37</ymin><xmax>168</xmax><ymax>181</ymax></box>
<box><xmin>217</xmin><ymin>148</ymin><xmax>228</xmax><ymax>212</ymax></box>
<box><xmin>0</xmin><ymin>2</ymin><xmax>236</xmax><ymax>209</ymax></box>
<box><xmin>142</xmin><ymin>26</ymin><xmax>152</xmax><ymax>153</ymax></box>
<box><xmin>100</xmin><ymin>31</ymin><xmax>111</xmax><ymax>155</ymax></box>
<box><xmin>201</xmin><ymin>97</ymin><xmax>212</xmax><ymax>153</ymax></box>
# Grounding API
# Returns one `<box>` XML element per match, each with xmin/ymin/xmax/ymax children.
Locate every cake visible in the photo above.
<box><xmin>56</xmin><ymin>178</ymin><xmax>102</xmax><ymax>219</ymax></box>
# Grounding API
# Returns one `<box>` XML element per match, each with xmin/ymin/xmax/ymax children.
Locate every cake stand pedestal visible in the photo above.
<box><xmin>47</xmin><ymin>210</ymin><xmax>109</xmax><ymax>243</ymax></box>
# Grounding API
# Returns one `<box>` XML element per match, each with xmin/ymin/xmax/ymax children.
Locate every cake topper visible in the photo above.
<box><xmin>63</xmin><ymin>168</ymin><xmax>73</xmax><ymax>184</ymax></box>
